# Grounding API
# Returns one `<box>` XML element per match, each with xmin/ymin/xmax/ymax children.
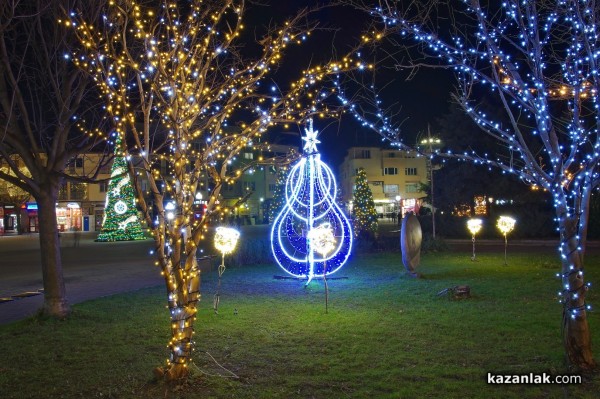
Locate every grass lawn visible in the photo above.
<box><xmin>0</xmin><ymin>250</ymin><xmax>598</xmax><ymax>398</ymax></box>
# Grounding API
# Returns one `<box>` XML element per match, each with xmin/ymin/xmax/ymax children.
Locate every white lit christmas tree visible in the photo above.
<box><xmin>271</xmin><ymin>120</ymin><xmax>353</xmax><ymax>283</ymax></box>
<box><xmin>96</xmin><ymin>134</ymin><xmax>145</xmax><ymax>242</ymax></box>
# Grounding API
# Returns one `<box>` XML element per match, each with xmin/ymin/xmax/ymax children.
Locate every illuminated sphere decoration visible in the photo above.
<box><xmin>271</xmin><ymin>120</ymin><xmax>353</xmax><ymax>283</ymax></box>
<box><xmin>467</xmin><ymin>218</ymin><xmax>483</xmax><ymax>261</ymax></box>
<box><xmin>497</xmin><ymin>216</ymin><xmax>516</xmax><ymax>266</ymax></box>
<box><xmin>214</xmin><ymin>227</ymin><xmax>241</xmax><ymax>255</ymax></box>
<box><xmin>497</xmin><ymin>216</ymin><xmax>516</xmax><ymax>236</ymax></box>
<box><xmin>213</xmin><ymin>227</ymin><xmax>240</xmax><ymax>314</ymax></box>
<box><xmin>307</xmin><ymin>223</ymin><xmax>336</xmax><ymax>256</ymax></box>
<box><xmin>467</xmin><ymin>218</ymin><xmax>483</xmax><ymax>236</ymax></box>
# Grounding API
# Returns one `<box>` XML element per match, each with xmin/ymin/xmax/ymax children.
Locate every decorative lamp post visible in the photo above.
<box><xmin>307</xmin><ymin>223</ymin><xmax>336</xmax><ymax>313</ymax></box>
<box><xmin>467</xmin><ymin>218</ymin><xmax>483</xmax><ymax>261</ymax></box>
<box><xmin>213</xmin><ymin>226</ymin><xmax>240</xmax><ymax>314</ymax></box>
<box><xmin>496</xmin><ymin>216</ymin><xmax>516</xmax><ymax>265</ymax></box>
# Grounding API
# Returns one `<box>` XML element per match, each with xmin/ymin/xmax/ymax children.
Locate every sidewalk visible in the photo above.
<box><xmin>0</xmin><ymin>232</ymin><xmax>163</xmax><ymax>325</ymax></box>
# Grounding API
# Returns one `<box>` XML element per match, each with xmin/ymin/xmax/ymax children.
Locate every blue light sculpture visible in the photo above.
<box><xmin>271</xmin><ymin>120</ymin><xmax>353</xmax><ymax>283</ymax></box>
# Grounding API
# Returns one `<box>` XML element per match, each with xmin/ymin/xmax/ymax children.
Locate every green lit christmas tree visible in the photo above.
<box><xmin>96</xmin><ymin>135</ymin><xmax>146</xmax><ymax>242</ymax></box>
<box><xmin>352</xmin><ymin>167</ymin><xmax>378</xmax><ymax>240</ymax></box>
<box><xmin>268</xmin><ymin>166</ymin><xmax>288</xmax><ymax>223</ymax></box>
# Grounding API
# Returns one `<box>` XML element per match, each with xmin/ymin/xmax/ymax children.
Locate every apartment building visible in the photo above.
<box><xmin>339</xmin><ymin>147</ymin><xmax>429</xmax><ymax>218</ymax></box>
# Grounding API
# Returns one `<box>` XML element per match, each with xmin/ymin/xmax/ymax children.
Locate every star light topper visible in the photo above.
<box><xmin>302</xmin><ymin>119</ymin><xmax>321</xmax><ymax>154</ymax></box>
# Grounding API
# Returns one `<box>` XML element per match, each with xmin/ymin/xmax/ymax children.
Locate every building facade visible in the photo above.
<box><xmin>339</xmin><ymin>147</ymin><xmax>429</xmax><ymax>218</ymax></box>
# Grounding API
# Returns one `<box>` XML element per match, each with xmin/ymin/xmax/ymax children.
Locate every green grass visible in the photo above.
<box><xmin>0</xmin><ymin>251</ymin><xmax>599</xmax><ymax>398</ymax></box>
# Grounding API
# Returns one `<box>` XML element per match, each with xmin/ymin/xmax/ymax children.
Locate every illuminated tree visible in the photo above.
<box><xmin>352</xmin><ymin>167</ymin><xmax>378</xmax><ymax>240</ymax></box>
<box><xmin>96</xmin><ymin>134</ymin><xmax>145</xmax><ymax>242</ymax></box>
<box><xmin>268</xmin><ymin>166</ymin><xmax>289</xmax><ymax>223</ymax></box>
<box><xmin>0</xmin><ymin>1</ymin><xmax>107</xmax><ymax>318</ymax></box>
<box><xmin>349</xmin><ymin>0</ymin><xmax>599</xmax><ymax>370</ymax></box>
<box><xmin>69</xmin><ymin>0</ymin><xmax>372</xmax><ymax>380</ymax></box>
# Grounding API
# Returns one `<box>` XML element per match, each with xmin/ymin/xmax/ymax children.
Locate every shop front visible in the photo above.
<box><xmin>2</xmin><ymin>205</ymin><xmax>19</xmax><ymax>234</ymax></box>
<box><xmin>56</xmin><ymin>202</ymin><xmax>82</xmax><ymax>231</ymax></box>
<box><xmin>24</xmin><ymin>202</ymin><xmax>39</xmax><ymax>233</ymax></box>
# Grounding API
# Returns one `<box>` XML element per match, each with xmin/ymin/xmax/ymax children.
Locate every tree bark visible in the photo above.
<box><xmin>36</xmin><ymin>187</ymin><xmax>70</xmax><ymax>318</ymax></box>
<box><xmin>156</xmin><ymin>229</ymin><xmax>200</xmax><ymax>381</ymax></box>
<box><xmin>558</xmin><ymin>210</ymin><xmax>596</xmax><ymax>372</ymax></box>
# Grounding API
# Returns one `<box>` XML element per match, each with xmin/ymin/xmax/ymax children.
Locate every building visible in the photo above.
<box><xmin>217</xmin><ymin>143</ymin><xmax>298</xmax><ymax>224</ymax></box>
<box><xmin>0</xmin><ymin>139</ymin><xmax>298</xmax><ymax>234</ymax></box>
<box><xmin>339</xmin><ymin>147</ymin><xmax>429</xmax><ymax>218</ymax></box>
<box><xmin>0</xmin><ymin>153</ymin><xmax>112</xmax><ymax>234</ymax></box>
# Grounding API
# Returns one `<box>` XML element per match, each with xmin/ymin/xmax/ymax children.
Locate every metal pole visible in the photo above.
<box><xmin>428</xmin><ymin>126</ymin><xmax>436</xmax><ymax>239</ymax></box>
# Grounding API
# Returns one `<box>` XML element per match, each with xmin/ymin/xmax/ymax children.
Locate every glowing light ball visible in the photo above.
<box><xmin>497</xmin><ymin>216</ymin><xmax>516</xmax><ymax>265</ymax></box>
<box><xmin>307</xmin><ymin>223</ymin><xmax>336</xmax><ymax>256</ymax></box>
<box><xmin>214</xmin><ymin>227</ymin><xmax>240</xmax><ymax>255</ymax></box>
<box><xmin>271</xmin><ymin>120</ymin><xmax>353</xmax><ymax>284</ymax></box>
<box><xmin>467</xmin><ymin>218</ymin><xmax>483</xmax><ymax>261</ymax></box>
<box><xmin>467</xmin><ymin>218</ymin><xmax>483</xmax><ymax>236</ymax></box>
<box><xmin>307</xmin><ymin>223</ymin><xmax>336</xmax><ymax>313</ymax></box>
<box><xmin>213</xmin><ymin>227</ymin><xmax>240</xmax><ymax>314</ymax></box>
<box><xmin>497</xmin><ymin>216</ymin><xmax>516</xmax><ymax>236</ymax></box>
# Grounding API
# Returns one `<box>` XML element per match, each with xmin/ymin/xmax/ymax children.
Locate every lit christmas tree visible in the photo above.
<box><xmin>271</xmin><ymin>121</ymin><xmax>353</xmax><ymax>283</ymax></box>
<box><xmin>96</xmin><ymin>134</ymin><xmax>146</xmax><ymax>242</ymax></box>
<box><xmin>268</xmin><ymin>166</ymin><xmax>288</xmax><ymax>223</ymax></box>
<box><xmin>352</xmin><ymin>167</ymin><xmax>378</xmax><ymax>240</ymax></box>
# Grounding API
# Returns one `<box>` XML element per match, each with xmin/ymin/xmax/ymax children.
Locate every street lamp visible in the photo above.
<box><xmin>497</xmin><ymin>216</ymin><xmax>516</xmax><ymax>266</ymax></box>
<box><xmin>307</xmin><ymin>223</ymin><xmax>336</xmax><ymax>313</ymax></box>
<box><xmin>417</xmin><ymin>126</ymin><xmax>442</xmax><ymax>238</ymax></box>
<box><xmin>213</xmin><ymin>226</ymin><xmax>240</xmax><ymax>314</ymax></box>
<box><xmin>467</xmin><ymin>218</ymin><xmax>483</xmax><ymax>261</ymax></box>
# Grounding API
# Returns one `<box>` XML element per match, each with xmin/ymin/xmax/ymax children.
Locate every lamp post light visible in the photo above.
<box><xmin>467</xmin><ymin>218</ymin><xmax>483</xmax><ymax>261</ymax></box>
<box><xmin>417</xmin><ymin>126</ymin><xmax>442</xmax><ymax>238</ymax></box>
<box><xmin>307</xmin><ymin>223</ymin><xmax>336</xmax><ymax>313</ymax></box>
<box><xmin>395</xmin><ymin>195</ymin><xmax>402</xmax><ymax>221</ymax></box>
<box><xmin>496</xmin><ymin>216</ymin><xmax>516</xmax><ymax>266</ymax></box>
<box><xmin>213</xmin><ymin>226</ymin><xmax>240</xmax><ymax>314</ymax></box>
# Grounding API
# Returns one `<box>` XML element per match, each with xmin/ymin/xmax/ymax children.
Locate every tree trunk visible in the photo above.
<box><xmin>155</xmin><ymin>230</ymin><xmax>200</xmax><ymax>381</ymax></box>
<box><xmin>558</xmin><ymin>212</ymin><xmax>596</xmax><ymax>372</ymax></box>
<box><xmin>36</xmin><ymin>189</ymin><xmax>70</xmax><ymax>318</ymax></box>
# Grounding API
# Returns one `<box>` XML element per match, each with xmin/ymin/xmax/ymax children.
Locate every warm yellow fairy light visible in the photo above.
<box><xmin>496</xmin><ymin>216</ymin><xmax>516</xmax><ymax>236</ymax></box>
<box><xmin>467</xmin><ymin>219</ymin><xmax>483</xmax><ymax>236</ymax></box>
<box><xmin>307</xmin><ymin>223</ymin><xmax>336</xmax><ymax>256</ymax></box>
<box><xmin>214</xmin><ymin>227</ymin><xmax>240</xmax><ymax>255</ymax></box>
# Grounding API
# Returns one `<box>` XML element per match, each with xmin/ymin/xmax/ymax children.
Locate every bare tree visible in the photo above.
<box><xmin>69</xmin><ymin>0</ymin><xmax>369</xmax><ymax>380</ymax></box>
<box><xmin>344</xmin><ymin>0</ymin><xmax>598</xmax><ymax>371</ymax></box>
<box><xmin>0</xmin><ymin>1</ymin><xmax>107</xmax><ymax>318</ymax></box>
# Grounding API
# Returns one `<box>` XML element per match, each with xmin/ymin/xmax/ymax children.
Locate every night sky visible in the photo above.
<box><xmin>246</xmin><ymin>1</ymin><xmax>455</xmax><ymax>168</ymax></box>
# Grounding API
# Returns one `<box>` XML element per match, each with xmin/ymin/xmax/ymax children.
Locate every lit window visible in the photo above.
<box><xmin>405</xmin><ymin>183</ymin><xmax>419</xmax><ymax>193</ymax></box>
<box><xmin>384</xmin><ymin>184</ymin><xmax>399</xmax><ymax>193</ymax></box>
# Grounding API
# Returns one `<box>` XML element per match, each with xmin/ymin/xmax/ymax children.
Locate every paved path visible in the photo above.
<box><xmin>0</xmin><ymin>232</ymin><xmax>162</xmax><ymax>325</ymax></box>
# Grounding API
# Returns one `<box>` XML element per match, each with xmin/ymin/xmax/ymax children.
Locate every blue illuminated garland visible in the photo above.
<box><xmin>270</xmin><ymin>121</ymin><xmax>353</xmax><ymax>283</ymax></box>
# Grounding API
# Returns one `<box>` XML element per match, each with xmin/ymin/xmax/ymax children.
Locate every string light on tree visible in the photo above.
<box><xmin>341</xmin><ymin>0</ymin><xmax>598</xmax><ymax>369</ymax></box>
<box><xmin>68</xmin><ymin>0</ymin><xmax>378</xmax><ymax>381</ymax></box>
<box><xmin>96</xmin><ymin>133</ymin><xmax>146</xmax><ymax>242</ymax></box>
<box><xmin>352</xmin><ymin>167</ymin><xmax>378</xmax><ymax>240</ymax></box>
<box><xmin>271</xmin><ymin>120</ymin><xmax>353</xmax><ymax>284</ymax></box>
